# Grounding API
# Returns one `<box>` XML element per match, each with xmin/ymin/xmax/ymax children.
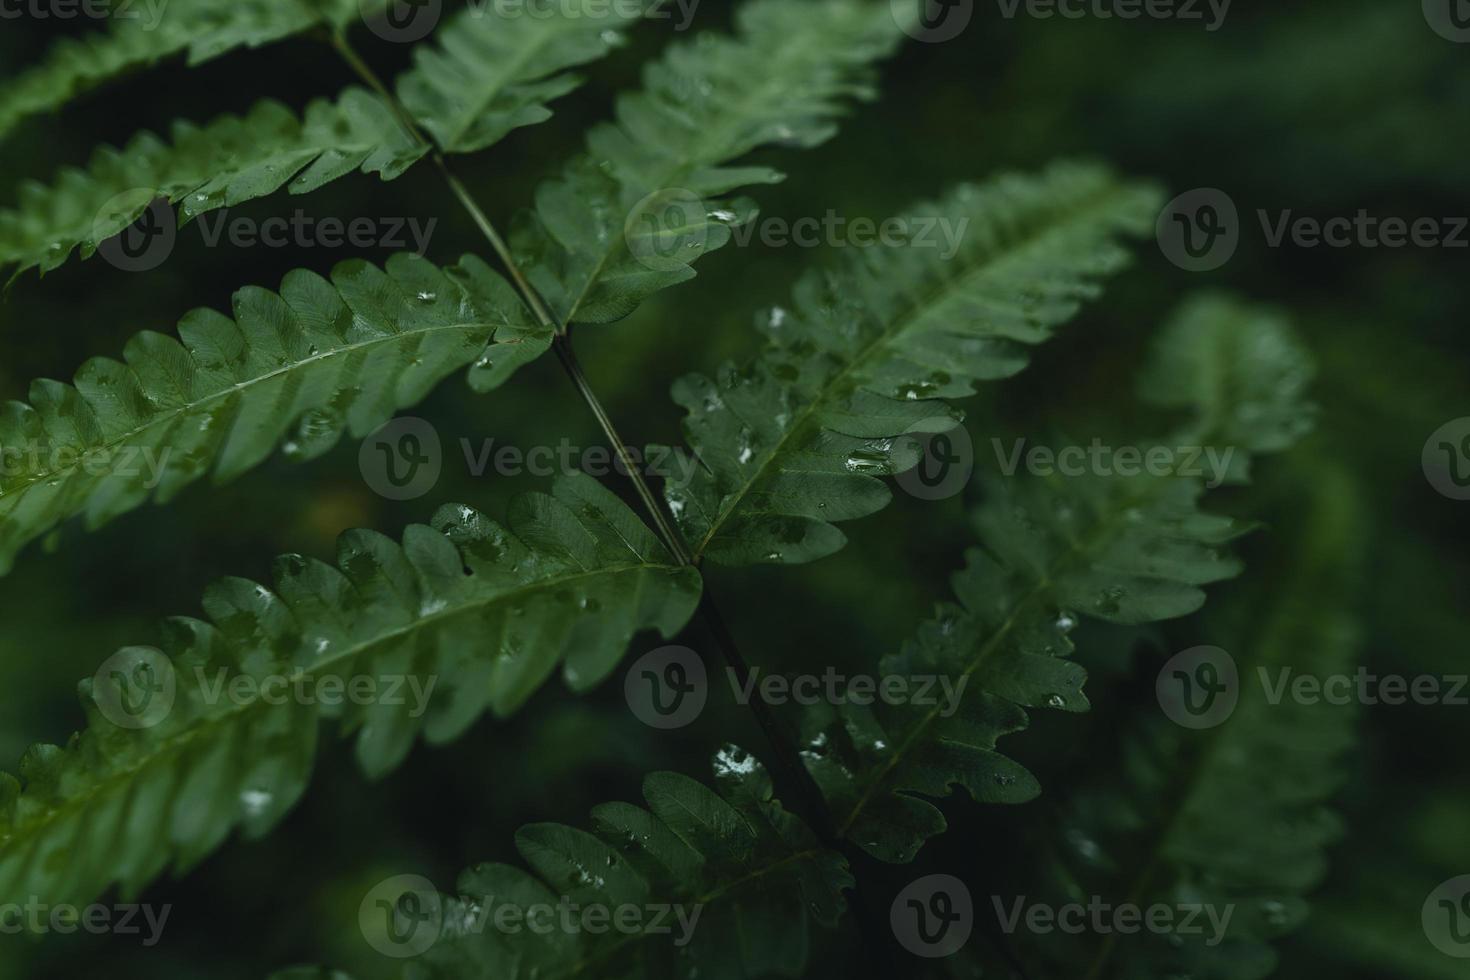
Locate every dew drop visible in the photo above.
<box><xmin>844</xmin><ymin>440</ymin><xmax>894</xmax><ymax>475</ymax></box>
<box><xmin>240</xmin><ymin>788</ymin><xmax>274</xmax><ymax>817</ymax></box>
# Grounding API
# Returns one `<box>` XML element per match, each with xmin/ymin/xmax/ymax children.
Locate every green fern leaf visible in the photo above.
<box><xmin>393</xmin><ymin>746</ymin><xmax>849</xmax><ymax>980</ymax></box>
<box><xmin>1139</xmin><ymin>291</ymin><xmax>1319</xmax><ymax>472</ymax></box>
<box><xmin>2</xmin><ymin>1</ymin><xmax>651</xmax><ymax>280</ymax></box>
<box><xmin>663</xmin><ymin>164</ymin><xmax>1160</xmax><ymax>567</ymax></box>
<box><xmin>514</xmin><ymin>0</ymin><xmax>904</xmax><ymax>326</ymax></box>
<box><xmin>0</xmin><ymin>474</ymin><xmax>700</xmax><ymax>913</ymax></box>
<box><xmin>800</xmin><ymin>295</ymin><xmax>1316</xmax><ymax>863</ymax></box>
<box><xmin>398</xmin><ymin>0</ymin><xmax>649</xmax><ymax>155</ymax></box>
<box><xmin>0</xmin><ymin>0</ymin><xmax>380</xmax><ymax>140</ymax></box>
<box><xmin>0</xmin><ymin>252</ymin><xmax>545</xmax><ymax>575</ymax></box>
<box><xmin>0</xmin><ymin>89</ymin><xmax>425</xmax><ymax>278</ymax></box>
<box><xmin>1017</xmin><ymin>463</ymin><xmax>1361</xmax><ymax>980</ymax></box>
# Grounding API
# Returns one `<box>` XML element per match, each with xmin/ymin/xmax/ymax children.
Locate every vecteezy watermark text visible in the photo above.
<box><xmin>460</xmin><ymin>437</ymin><xmax>697</xmax><ymax>485</ymax></box>
<box><xmin>1156</xmin><ymin>646</ymin><xmax>1468</xmax><ymax>730</ymax></box>
<box><xmin>193</xmin><ymin>209</ymin><xmax>437</xmax><ymax>254</ymax></box>
<box><xmin>0</xmin><ymin>441</ymin><xmax>170</xmax><ymax>489</ymax></box>
<box><xmin>727</xmin><ymin>666</ymin><xmax>969</xmax><ymax>716</ymax></box>
<box><xmin>993</xmin><ymin>0</ymin><xmax>1229</xmax><ymax>30</ymax></box>
<box><xmin>0</xmin><ymin>898</ymin><xmax>171</xmax><ymax>945</ymax></box>
<box><xmin>95</xmin><ymin>193</ymin><xmax>439</xmax><ymax>272</ymax></box>
<box><xmin>992</xmin><ymin>438</ymin><xmax>1237</xmax><ymax>488</ymax></box>
<box><xmin>891</xmin><ymin>0</ymin><xmax>1228</xmax><ymax>43</ymax></box>
<box><xmin>360</xmin><ymin>418</ymin><xmax>701</xmax><ymax>500</ymax></box>
<box><xmin>623</xmin><ymin>646</ymin><xmax>970</xmax><ymax>729</ymax></box>
<box><xmin>362</xmin><ymin>0</ymin><xmax>699</xmax><ymax>44</ymax></box>
<box><xmin>993</xmin><ymin>896</ymin><xmax>1235</xmax><ymax>946</ymax></box>
<box><xmin>191</xmin><ymin>667</ymin><xmax>437</xmax><ymax>717</ymax></box>
<box><xmin>359</xmin><ymin>874</ymin><xmax>703</xmax><ymax>959</ymax></box>
<box><xmin>0</xmin><ymin>0</ymin><xmax>168</xmax><ymax>26</ymax></box>
<box><xmin>91</xmin><ymin>647</ymin><xmax>439</xmax><ymax>730</ymax></box>
<box><xmin>721</xmin><ymin>211</ymin><xmax>971</xmax><ymax>260</ymax></box>
<box><xmin>624</xmin><ymin>189</ymin><xmax>972</xmax><ymax>272</ymax></box>
<box><xmin>1158</xmin><ymin>188</ymin><xmax>1470</xmax><ymax>271</ymax></box>
<box><xmin>1258</xmin><ymin>667</ymin><xmax>1468</xmax><ymax>708</ymax></box>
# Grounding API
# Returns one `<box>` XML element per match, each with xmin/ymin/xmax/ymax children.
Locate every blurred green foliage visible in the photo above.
<box><xmin>0</xmin><ymin>1</ymin><xmax>1466</xmax><ymax>977</ymax></box>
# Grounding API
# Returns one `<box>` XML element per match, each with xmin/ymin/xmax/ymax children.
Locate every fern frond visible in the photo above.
<box><xmin>398</xmin><ymin>0</ymin><xmax>649</xmax><ymax>155</ymax></box>
<box><xmin>514</xmin><ymin>0</ymin><xmax>905</xmax><ymax>326</ymax></box>
<box><xmin>0</xmin><ymin>0</ymin><xmax>378</xmax><ymax>140</ymax></box>
<box><xmin>1139</xmin><ymin>291</ymin><xmax>1318</xmax><ymax>473</ymax></box>
<box><xmin>664</xmin><ymin>164</ymin><xmax>1160</xmax><ymax>567</ymax></box>
<box><xmin>1017</xmin><ymin>463</ymin><xmax>1362</xmax><ymax>980</ymax></box>
<box><xmin>800</xmin><ymin>295</ymin><xmax>1316</xmax><ymax>863</ymax></box>
<box><xmin>2</xmin><ymin>0</ymin><xmax>652</xmax><ymax>280</ymax></box>
<box><xmin>0</xmin><ymin>252</ymin><xmax>544</xmax><ymax>575</ymax></box>
<box><xmin>0</xmin><ymin>90</ymin><xmax>425</xmax><ymax>278</ymax></box>
<box><xmin>394</xmin><ymin>747</ymin><xmax>849</xmax><ymax>979</ymax></box>
<box><xmin>0</xmin><ymin>474</ymin><xmax>700</xmax><ymax>914</ymax></box>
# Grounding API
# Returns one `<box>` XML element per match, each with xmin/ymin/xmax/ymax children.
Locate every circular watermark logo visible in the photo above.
<box><xmin>892</xmin><ymin>0</ymin><xmax>973</xmax><ymax>42</ymax></box>
<box><xmin>1156</xmin><ymin>646</ymin><xmax>1239</xmax><ymax>729</ymax></box>
<box><xmin>360</xmin><ymin>874</ymin><xmax>443</xmax><ymax>958</ymax></box>
<box><xmin>624</xmin><ymin>188</ymin><xmax>708</xmax><ymax>273</ymax></box>
<box><xmin>94</xmin><ymin>191</ymin><xmax>176</xmax><ymax>273</ymax></box>
<box><xmin>92</xmin><ymin>647</ymin><xmax>177</xmax><ymax>730</ymax></box>
<box><xmin>359</xmin><ymin>416</ymin><xmax>442</xmax><ymax>501</ymax></box>
<box><xmin>1424</xmin><ymin>0</ymin><xmax>1470</xmax><ymax>42</ymax></box>
<box><xmin>361</xmin><ymin>875</ymin><xmax>441</xmax><ymax>957</ymax></box>
<box><xmin>1157</xmin><ymin>188</ymin><xmax>1239</xmax><ymax>272</ymax></box>
<box><xmin>624</xmin><ymin>645</ymin><xmax>707</xmax><ymax>729</ymax></box>
<box><xmin>362</xmin><ymin>0</ymin><xmax>442</xmax><ymax>42</ymax></box>
<box><xmin>891</xmin><ymin>874</ymin><xmax>973</xmax><ymax>957</ymax></box>
<box><xmin>1423</xmin><ymin>876</ymin><xmax>1470</xmax><ymax>958</ymax></box>
<box><xmin>892</xmin><ymin>422</ymin><xmax>974</xmax><ymax>500</ymax></box>
<box><xmin>1422</xmin><ymin>418</ymin><xmax>1470</xmax><ymax>501</ymax></box>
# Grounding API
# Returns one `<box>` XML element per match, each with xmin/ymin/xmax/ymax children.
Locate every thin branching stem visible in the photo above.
<box><xmin>327</xmin><ymin>30</ymin><xmax>689</xmax><ymax>562</ymax></box>
<box><xmin>321</xmin><ymin>35</ymin><xmax>854</xmax><ymax>861</ymax></box>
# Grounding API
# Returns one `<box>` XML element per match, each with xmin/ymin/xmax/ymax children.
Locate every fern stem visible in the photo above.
<box><xmin>698</xmin><ymin>592</ymin><xmax>902</xmax><ymax>976</ymax></box>
<box><xmin>320</xmin><ymin>41</ymin><xmax>868</xmax><ymax>943</ymax></box>
<box><xmin>431</xmin><ymin>162</ymin><xmax>694</xmax><ymax>563</ymax></box>
<box><xmin>551</xmin><ymin>335</ymin><xmax>694</xmax><ymax>564</ymax></box>
<box><xmin>324</xmin><ymin>30</ymin><xmax>691</xmax><ymax>560</ymax></box>
<box><xmin>698</xmin><ymin>591</ymin><xmax>836</xmax><ymax>826</ymax></box>
<box><xmin>327</xmin><ymin>28</ymin><xmax>429</xmax><ymax>145</ymax></box>
<box><xmin>434</xmin><ymin>163</ymin><xmax>564</xmax><ymax>327</ymax></box>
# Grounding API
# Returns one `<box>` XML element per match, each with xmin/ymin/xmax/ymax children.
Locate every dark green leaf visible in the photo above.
<box><xmin>0</xmin><ymin>252</ymin><xmax>544</xmax><ymax>575</ymax></box>
<box><xmin>515</xmin><ymin>0</ymin><xmax>905</xmax><ymax>325</ymax></box>
<box><xmin>665</xmin><ymin>165</ymin><xmax>1160</xmax><ymax>567</ymax></box>
<box><xmin>0</xmin><ymin>474</ymin><xmax>700</xmax><ymax>913</ymax></box>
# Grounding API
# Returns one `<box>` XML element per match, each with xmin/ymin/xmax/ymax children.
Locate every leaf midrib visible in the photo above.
<box><xmin>692</xmin><ymin>186</ymin><xmax>1133</xmax><ymax>561</ymax></box>
<box><xmin>434</xmin><ymin>15</ymin><xmax>601</xmax><ymax>151</ymax></box>
<box><xmin>837</xmin><ymin>473</ymin><xmax>1171</xmax><ymax>840</ymax></box>
<box><xmin>0</xmin><ymin>319</ymin><xmax>490</xmax><ymax>504</ymax></box>
<box><xmin>558</xmin><ymin>16</ymin><xmax>839</xmax><ymax>325</ymax></box>
<box><xmin>0</xmin><ymin>561</ymin><xmax>669</xmax><ymax>858</ymax></box>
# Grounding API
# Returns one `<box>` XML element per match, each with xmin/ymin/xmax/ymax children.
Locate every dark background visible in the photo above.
<box><xmin>0</xmin><ymin>1</ymin><xmax>1466</xmax><ymax>977</ymax></box>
